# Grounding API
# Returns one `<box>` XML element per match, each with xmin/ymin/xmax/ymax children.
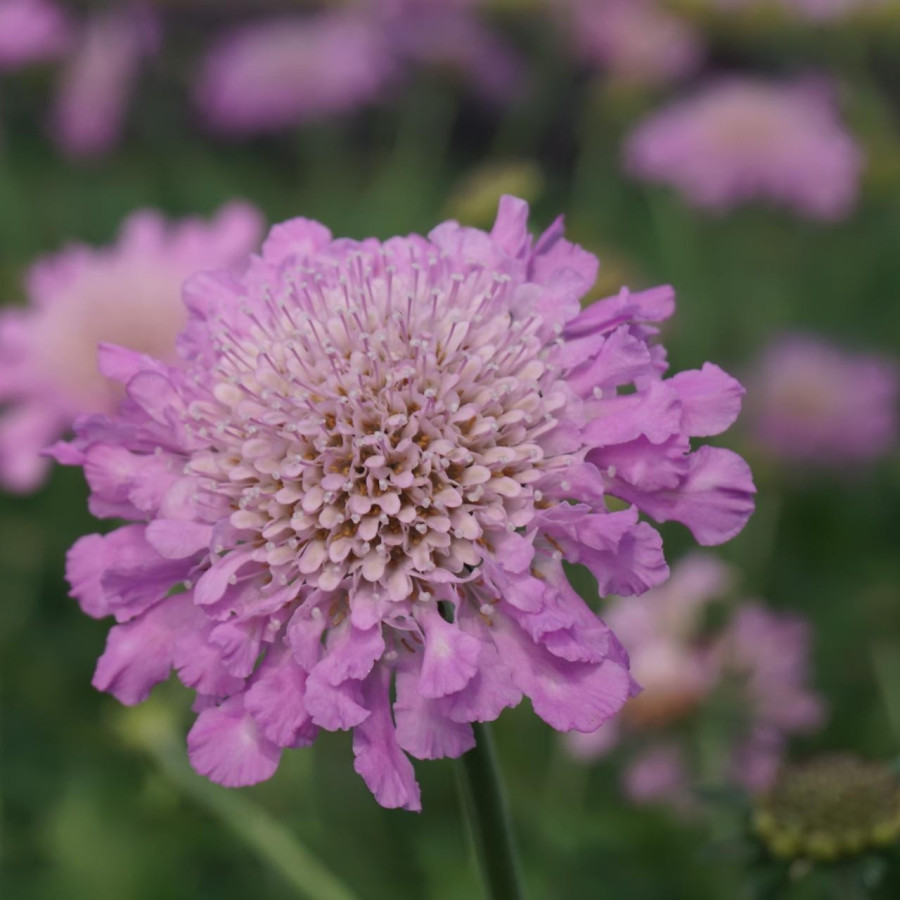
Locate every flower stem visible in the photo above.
<box><xmin>457</xmin><ymin>722</ymin><xmax>526</xmax><ymax>900</ymax></box>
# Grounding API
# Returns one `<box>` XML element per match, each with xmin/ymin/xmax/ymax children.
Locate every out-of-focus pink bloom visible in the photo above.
<box><xmin>567</xmin><ymin>553</ymin><xmax>731</xmax><ymax>760</ymax></box>
<box><xmin>624</xmin><ymin>743</ymin><xmax>694</xmax><ymax>811</ymax></box>
<box><xmin>625</xmin><ymin>77</ymin><xmax>864</xmax><ymax>219</ymax></box>
<box><xmin>717</xmin><ymin>605</ymin><xmax>825</xmax><ymax>791</ymax></box>
<box><xmin>195</xmin><ymin>12</ymin><xmax>396</xmax><ymax>135</ymax></box>
<box><xmin>748</xmin><ymin>334</ymin><xmax>898</xmax><ymax>466</ymax></box>
<box><xmin>60</xmin><ymin>197</ymin><xmax>753</xmax><ymax>808</ymax></box>
<box><xmin>562</xmin><ymin>0</ymin><xmax>703</xmax><ymax>86</ymax></box>
<box><xmin>0</xmin><ymin>203</ymin><xmax>263</xmax><ymax>492</ymax></box>
<box><xmin>0</xmin><ymin>0</ymin><xmax>70</xmax><ymax>70</ymax></box>
<box><xmin>50</xmin><ymin>5</ymin><xmax>159</xmax><ymax>157</ymax></box>
<box><xmin>566</xmin><ymin>554</ymin><xmax>824</xmax><ymax>806</ymax></box>
<box><xmin>381</xmin><ymin>0</ymin><xmax>526</xmax><ymax>104</ymax></box>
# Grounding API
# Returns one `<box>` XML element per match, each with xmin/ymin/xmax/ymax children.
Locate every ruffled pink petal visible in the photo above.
<box><xmin>438</xmin><ymin>610</ymin><xmax>523</xmax><ymax>724</ymax></box>
<box><xmin>538</xmin><ymin>505</ymin><xmax>669</xmax><ymax>597</ymax></box>
<box><xmin>245</xmin><ymin>645</ymin><xmax>317</xmax><ymax>748</ymax></box>
<box><xmin>145</xmin><ymin>519</ymin><xmax>214</xmax><ymax>559</ymax></box>
<box><xmin>584</xmin><ymin>380</ymin><xmax>681</xmax><ymax>447</ymax></box>
<box><xmin>92</xmin><ymin>594</ymin><xmax>182</xmax><ymax>704</ymax></box>
<box><xmin>627</xmin><ymin>446</ymin><xmax>756</xmax><ymax>546</ymax></box>
<box><xmin>489</xmin><ymin>195</ymin><xmax>530</xmax><ymax>258</ymax></box>
<box><xmin>68</xmin><ymin>524</ymin><xmax>193</xmax><ymax>622</ymax></box>
<box><xmin>670</xmin><ymin>363</ymin><xmax>745</xmax><ymax>437</ymax></box>
<box><xmin>417</xmin><ymin>604</ymin><xmax>482</xmax><ymax>699</ymax></box>
<box><xmin>394</xmin><ymin>665</ymin><xmax>475</xmax><ymax>760</ymax></box>
<box><xmin>564</xmin><ymin>285</ymin><xmax>675</xmax><ymax>340</ymax></box>
<box><xmin>187</xmin><ymin>694</ymin><xmax>282</xmax><ymax>787</ymax></box>
<box><xmin>83</xmin><ymin>443</ymin><xmax>180</xmax><ymax>519</ymax></box>
<box><xmin>563</xmin><ymin>325</ymin><xmax>655</xmax><ymax>397</ymax></box>
<box><xmin>209</xmin><ymin>618</ymin><xmax>265</xmax><ymax>678</ymax></box>
<box><xmin>492</xmin><ymin>616</ymin><xmax>632</xmax><ymax>733</ymax></box>
<box><xmin>260</xmin><ymin>218</ymin><xmax>333</xmax><ymax>266</ymax></box>
<box><xmin>352</xmin><ymin>669</ymin><xmax>421</xmax><ymax>812</ymax></box>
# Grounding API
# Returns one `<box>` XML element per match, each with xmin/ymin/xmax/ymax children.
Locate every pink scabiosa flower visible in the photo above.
<box><xmin>62</xmin><ymin>197</ymin><xmax>754</xmax><ymax>810</ymax></box>
<box><xmin>0</xmin><ymin>203</ymin><xmax>263</xmax><ymax>492</ymax></box>
<box><xmin>567</xmin><ymin>554</ymin><xmax>823</xmax><ymax>807</ymax></box>
<box><xmin>718</xmin><ymin>605</ymin><xmax>825</xmax><ymax>792</ymax></box>
<box><xmin>625</xmin><ymin>77</ymin><xmax>864</xmax><ymax>219</ymax></box>
<box><xmin>561</xmin><ymin>0</ymin><xmax>703</xmax><ymax>87</ymax></box>
<box><xmin>0</xmin><ymin>0</ymin><xmax>69</xmax><ymax>70</ymax></box>
<box><xmin>49</xmin><ymin>4</ymin><xmax>159</xmax><ymax>157</ymax></box>
<box><xmin>379</xmin><ymin>0</ymin><xmax>526</xmax><ymax>104</ymax></box>
<box><xmin>194</xmin><ymin>12</ymin><xmax>395</xmax><ymax>136</ymax></box>
<box><xmin>567</xmin><ymin>553</ymin><xmax>731</xmax><ymax>762</ymax></box>
<box><xmin>747</xmin><ymin>334</ymin><xmax>898</xmax><ymax>466</ymax></box>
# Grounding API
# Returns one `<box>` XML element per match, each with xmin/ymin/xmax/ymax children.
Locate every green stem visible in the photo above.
<box><xmin>457</xmin><ymin>722</ymin><xmax>525</xmax><ymax>900</ymax></box>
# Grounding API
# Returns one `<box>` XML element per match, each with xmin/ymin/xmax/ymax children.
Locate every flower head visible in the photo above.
<box><xmin>754</xmin><ymin>755</ymin><xmax>900</xmax><ymax>860</ymax></box>
<box><xmin>566</xmin><ymin>555</ymin><xmax>822</xmax><ymax>805</ymax></box>
<box><xmin>625</xmin><ymin>77</ymin><xmax>864</xmax><ymax>219</ymax></box>
<box><xmin>0</xmin><ymin>202</ymin><xmax>263</xmax><ymax>491</ymax></box>
<box><xmin>561</xmin><ymin>0</ymin><xmax>703</xmax><ymax>87</ymax></box>
<box><xmin>64</xmin><ymin>197</ymin><xmax>754</xmax><ymax>810</ymax></box>
<box><xmin>0</xmin><ymin>0</ymin><xmax>70</xmax><ymax>70</ymax></box>
<box><xmin>747</xmin><ymin>334</ymin><xmax>898</xmax><ymax>466</ymax></box>
<box><xmin>194</xmin><ymin>12</ymin><xmax>396</xmax><ymax>135</ymax></box>
<box><xmin>379</xmin><ymin>0</ymin><xmax>526</xmax><ymax>104</ymax></box>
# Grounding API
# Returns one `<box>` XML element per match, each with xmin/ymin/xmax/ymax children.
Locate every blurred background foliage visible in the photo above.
<box><xmin>2</xmin><ymin>1</ymin><xmax>900</xmax><ymax>898</ymax></box>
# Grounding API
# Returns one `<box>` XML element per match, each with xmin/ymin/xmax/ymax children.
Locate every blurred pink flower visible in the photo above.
<box><xmin>625</xmin><ymin>77</ymin><xmax>864</xmax><ymax>219</ymax></box>
<box><xmin>716</xmin><ymin>0</ymin><xmax>886</xmax><ymax>21</ymax></box>
<box><xmin>194</xmin><ymin>12</ymin><xmax>396</xmax><ymax>135</ymax></box>
<box><xmin>717</xmin><ymin>605</ymin><xmax>826</xmax><ymax>791</ymax></box>
<box><xmin>0</xmin><ymin>0</ymin><xmax>70</xmax><ymax>70</ymax></box>
<box><xmin>567</xmin><ymin>554</ymin><xmax>824</xmax><ymax>805</ymax></box>
<box><xmin>60</xmin><ymin>197</ymin><xmax>753</xmax><ymax>809</ymax></box>
<box><xmin>50</xmin><ymin>5</ymin><xmax>159</xmax><ymax>157</ymax></box>
<box><xmin>624</xmin><ymin>743</ymin><xmax>694</xmax><ymax>811</ymax></box>
<box><xmin>567</xmin><ymin>553</ymin><xmax>731</xmax><ymax>760</ymax></box>
<box><xmin>0</xmin><ymin>203</ymin><xmax>263</xmax><ymax>492</ymax></box>
<box><xmin>747</xmin><ymin>334</ymin><xmax>898</xmax><ymax>465</ymax></box>
<box><xmin>562</xmin><ymin>0</ymin><xmax>703</xmax><ymax>86</ymax></box>
<box><xmin>381</xmin><ymin>0</ymin><xmax>526</xmax><ymax>104</ymax></box>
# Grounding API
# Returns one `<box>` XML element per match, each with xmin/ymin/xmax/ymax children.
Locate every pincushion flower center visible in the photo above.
<box><xmin>187</xmin><ymin>260</ymin><xmax>556</xmax><ymax>602</ymax></box>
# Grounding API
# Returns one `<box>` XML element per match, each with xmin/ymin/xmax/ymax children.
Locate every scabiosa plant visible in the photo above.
<box><xmin>63</xmin><ymin>197</ymin><xmax>754</xmax><ymax>811</ymax></box>
<box><xmin>624</xmin><ymin>77</ymin><xmax>864</xmax><ymax>219</ymax></box>
<box><xmin>0</xmin><ymin>202</ymin><xmax>263</xmax><ymax>491</ymax></box>
<box><xmin>0</xmin><ymin>0</ymin><xmax>70</xmax><ymax>70</ymax></box>
<box><xmin>567</xmin><ymin>554</ymin><xmax>823</xmax><ymax>807</ymax></box>
<box><xmin>50</xmin><ymin>4</ymin><xmax>159</xmax><ymax>158</ymax></box>
<box><xmin>378</xmin><ymin>0</ymin><xmax>526</xmax><ymax>105</ymax></box>
<box><xmin>560</xmin><ymin>0</ymin><xmax>703</xmax><ymax>88</ymax></box>
<box><xmin>747</xmin><ymin>334</ymin><xmax>898</xmax><ymax>467</ymax></box>
<box><xmin>194</xmin><ymin>11</ymin><xmax>396</xmax><ymax>136</ymax></box>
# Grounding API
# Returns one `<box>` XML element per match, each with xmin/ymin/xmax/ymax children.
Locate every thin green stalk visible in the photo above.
<box><xmin>457</xmin><ymin>722</ymin><xmax>525</xmax><ymax>900</ymax></box>
<box><xmin>123</xmin><ymin>705</ymin><xmax>359</xmax><ymax>900</ymax></box>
